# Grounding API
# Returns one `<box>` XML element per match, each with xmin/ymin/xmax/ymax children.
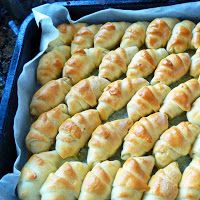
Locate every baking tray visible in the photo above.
<box><xmin>0</xmin><ymin>0</ymin><xmax>199</xmax><ymax>178</ymax></box>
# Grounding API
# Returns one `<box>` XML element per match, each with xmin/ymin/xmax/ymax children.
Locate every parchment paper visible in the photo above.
<box><xmin>1</xmin><ymin>2</ymin><xmax>200</xmax><ymax>199</ymax></box>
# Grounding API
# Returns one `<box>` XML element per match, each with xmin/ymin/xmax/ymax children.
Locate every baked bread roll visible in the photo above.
<box><xmin>56</xmin><ymin>109</ymin><xmax>101</xmax><ymax>158</ymax></box>
<box><xmin>26</xmin><ymin>104</ymin><xmax>70</xmax><ymax>154</ymax></box>
<box><xmin>160</xmin><ymin>79</ymin><xmax>200</xmax><ymax>119</ymax></box>
<box><xmin>94</xmin><ymin>22</ymin><xmax>130</xmax><ymax>50</ymax></box>
<box><xmin>127</xmin><ymin>48</ymin><xmax>168</xmax><ymax>79</ymax></box>
<box><xmin>65</xmin><ymin>76</ymin><xmax>110</xmax><ymax>115</ymax></box>
<box><xmin>167</xmin><ymin>20</ymin><xmax>195</xmax><ymax>53</ymax></box>
<box><xmin>143</xmin><ymin>162</ymin><xmax>181</xmax><ymax>200</ymax></box>
<box><xmin>40</xmin><ymin>161</ymin><xmax>89</xmax><ymax>200</ymax></box>
<box><xmin>191</xmin><ymin>132</ymin><xmax>200</xmax><ymax>158</ymax></box>
<box><xmin>71</xmin><ymin>25</ymin><xmax>101</xmax><ymax>54</ymax></box>
<box><xmin>30</xmin><ymin>78</ymin><xmax>72</xmax><ymax>117</ymax></box>
<box><xmin>17</xmin><ymin>151</ymin><xmax>63</xmax><ymax>200</ymax></box>
<box><xmin>187</xmin><ymin>97</ymin><xmax>200</xmax><ymax>126</ymax></box>
<box><xmin>151</xmin><ymin>53</ymin><xmax>191</xmax><ymax>85</ymax></box>
<box><xmin>111</xmin><ymin>156</ymin><xmax>155</xmax><ymax>200</ymax></box>
<box><xmin>190</xmin><ymin>48</ymin><xmax>200</xmax><ymax>77</ymax></box>
<box><xmin>153</xmin><ymin>121</ymin><xmax>200</xmax><ymax>168</ymax></box>
<box><xmin>79</xmin><ymin>160</ymin><xmax>121</xmax><ymax>200</ymax></box>
<box><xmin>192</xmin><ymin>22</ymin><xmax>200</xmax><ymax>49</ymax></box>
<box><xmin>146</xmin><ymin>18</ymin><xmax>179</xmax><ymax>49</ymax></box>
<box><xmin>121</xmin><ymin>112</ymin><xmax>168</xmax><ymax>160</ymax></box>
<box><xmin>177</xmin><ymin>157</ymin><xmax>200</xmax><ymax>200</ymax></box>
<box><xmin>87</xmin><ymin>118</ymin><xmax>132</xmax><ymax>166</ymax></box>
<box><xmin>97</xmin><ymin>77</ymin><xmax>149</xmax><ymax>121</ymax></box>
<box><xmin>99</xmin><ymin>46</ymin><xmax>139</xmax><ymax>81</ymax></box>
<box><xmin>63</xmin><ymin>47</ymin><xmax>107</xmax><ymax>85</ymax></box>
<box><xmin>37</xmin><ymin>46</ymin><xmax>71</xmax><ymax>85</ymax></box>
<box><xmin>120</xmin><ymin>21</ymin><xmax>149</xmax><ymax>48</ymax></box>
<box><xmin>127</xmin><ymin>83</ymin><xmax>171</xmax><ymax>122</ymax></box>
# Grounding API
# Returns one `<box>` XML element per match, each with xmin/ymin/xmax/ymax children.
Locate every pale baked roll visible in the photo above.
<box><xmin>99</xmin><ymin>46</ymin><xmax>139</xmax><ymax>81</ymax></box>
<box><xmin>79</xmin><ymin>160</ymin><xmax>121</xmax><ymax>200</ymax></box>
<box><xmin>97</xmin><ymin>77</ymin><xmax>149</xmax><ymax>121</ymax></box>
<box><xmin>26</xmin><ymin>104</ymin><xmax>70</xmax><ymax>154</ymax></box>
<box><xmin>167</xmin><ymin>20</ymin><xmax>195</xmax><ymax>53</ymax></box>
<box><xmin>191</xmin><ymin>133</ymin><xmax>200</xmax><ymax>158</ymax></box>
<box><xmin>111</xmin><ymin>156</ymin><xmax>155</xmax><ymax>200</ymax></box>
<box><xmin>40</xmin><ymin>161</ymin><xmax>90</xmax><ymax>200</ymax></box>
<box><xmin>56</xmin><ymin>109</ymin><xmax>101</xmax><ymax>159</ymax></box>
<box><xmin>121</xmin><ymin>112</ymin><xmax>168</xmax><ymax>160</ymax></box>
<box><xmin>65</xmin><ymin>76</ymin><xmax>110</xmax><ymax>115</ymax></box>
<box><xmin>127</xmin><ymin>48</ymin><xmax>168</xmax><ymax>79</ymax></box>
<box><xmin>127</xmin><ymin>83</ymin><xmax>170</xmax><ymax>122</ymax></box>
<box><xmin>87</xmin><ymin>118</ymin><xmax>132</xmax><ymax>165</ymax></box>
<box><xmin>30</xmin><ymin>78</ymin><xmax>72</xmax><ymax>117</ymax></box>
<box><xmin>192</xmin><ymin>22</ymin><xmax>200</xmax><ymax>49</ymax></box>
<box><xmin>120</xmin><ymin>21</ymin><xmax>149</xmax><ymax>48</ymax></box>
<box><xmin>146</xmin><ymin>18</ymin><xmax>179</xmax><ymax>49</ymax></box>
<box><xmin>94</xmin><ymin>22</ymin><xmax>130</xmax><ymax>50</ymax></box>
<box><xmin>143</xmin><ymin>162</ymin><xmax>181</xmax><ymax>200</ymax></box>
<box><xmin>160</xmin><ymin>79</ymin><xmax>200</xmax><ymax>119</ymax></box>
<box><xmin>151</xmin><ymin>53</ymin><xmax>191</xmax><ymax>85</ymax></box>
<box><xmin>153</xmin><ymin>121</ymin><xmax>200</xmax><ymax>168</ymax></box>
<box><xmin>190</xmin><ymin>48</ymin><xmax>200</xmax><ymax>77</ymax></box>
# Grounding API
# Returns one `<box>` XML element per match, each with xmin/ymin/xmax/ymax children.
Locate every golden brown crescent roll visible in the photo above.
<box><xmin>37</xmin><ymin>45</ymin><xmax>71</xmax><ymax>85</ymax></box>
<box><xmin>153</xmin><ymin>122</ymin><xmax>200</xmax><ymax>168</ymax></box>
<box><xmin>79</xmin><ymin>160</ymin><xmax>121</xmax><ymax>200</ymax></box>
<box><xmin>30</xmin><ymin>78</ymin><xmax>72</xmax><ymax>117</ymax></box>
<box><xmin>143</xmin><ymin>162</ymin><xmax>181</xmax><ymax>200</ymax></box>
<box><xmin>56</xmin><ymin>109</ymin><xmax>101</xmax><ymax>159</ymax></box>
<box><xmin>121</xmin><ymin>112</ymin><xmax>168</xmax><ymax>160</ymax></box>
<box><xmin>127</xmin><ymin>48</ymin><xmax>168</xmax><ymax>79</ymax></box>
<box><xmin>127</xmin><ymin>83</ymin><xmax>171</xmax><ymax>122</ymax></box>
<box><xmin>87</xmin><ymin>118</ymin><xmax>132</xmax><ymax>165</ymax></box>
<box><xmin>26</xmin><ymin>104</ymin><xmax>70</xmax><ymax>154</ymax></box>
<box><xmin>120</xmin><ymin>21</ymin><xmax>149</xmax><ymax>48</ymax></box>
<box><xmin>94</xmin><ymin>22</ymin><xmax>130</xmax><ymax>50</ymax></box>
<box><xmin>97</xmin><ymin>77</ymin><xmax>149</xmax><ymax>121</ymax></box>
<box><xmin>160</xmin><ymin>79</ymin><xmax>200</xmax><ymax>119</ymax></box>
<box><xmin>65</xmin><ymin>76</ymin><xmax>110</xmax><ymax>115</ymax></box>
<box><xmin>111</xmin><ymin>156</ymin><xmax>155</xmax><ymax>200</ymax></box>
<box><xmin>167</xmin><ymin>20</ymin><xmax>195</xmax><ymax>53</ymax></box>
<box><xmin>17</xmin><ymin>151</ymin><xmax>63</xmax><ymax>200</ymax></box>
<box><xmin>192</xmin><ymin>22</ymin><xmax>200</xmax><ymax>49</ymax></box>
<box><xmin>63</xmin><ymin>47</ymin><xmax>107</xmax><ymax>85</ymax></box>
<box><xmin>98</xmin><ymin>46</ymin><xmax>139</xmax><ymax>81</ymax></box>
<box><xmin>146</xmin><ymin>18</ymin><xmax>179</xmax><ymax>49</ymax></box>
<box><xmin>151</xmin><ymin>53</ymin><xmax>191</xmax><ymax>85</ymax></box>
<box><xmin>177</xmin><ymin>157</ymin><xmax>200</xmax><ymax>200</ymax></box>
<box><xmin>190</xmin><ymin>48</ymin><xmax>200</xmax><ymax>77</ymax></box>
<box><xmin>40</xmin><ymin>161</ymin><xmax>89</xmax><ymax>200</ymax></box>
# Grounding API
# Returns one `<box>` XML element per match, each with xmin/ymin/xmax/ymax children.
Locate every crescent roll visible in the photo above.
<box><xmin>143</xmin><ymin>162</ymin><xmax>181</xmax><ymax>200</ymax></box>
<box><xmin>99</xmin><ymin>46</ymin><xmax>139</xmax><ymax>81</ymax></box>
<box><xmin>192</xmin><ymin>22</ymin><xmax>200</xmax><ymax>49</ymax></box>
<box><xmin>63</xmin><ymin>47</ymin><xmax>107</xmax><ymax>85</ymax></box>
<box><xmin>71</xmin><ymin>25</ymin><xmax>101</xmax><ymax>54</ymax></box>
<box><xmin>121</xmin><ymin>112</ymin><xmax>168</xmax><ymax>160</ymax></box>
<box><xmin>30</xmin><ymin>78</ymin><xmax>72</xmax><ymax>117</ymax></box>
<box><xmin>151</xmin><ymin>53</ymin><xmax>191</xmax><ymax>85</ymax></box>
<box><xmin>17</xmin><ymin>151</ymin><xmax>63</xmax><ymax>200</ymax></box>
<box><xmin>94</xmin><ymin>22</ymin><xmax>130</xmax><ymax>50</ymax></box>
<box><xmin>40</xmin><ymin>161</ymin><xmax>89</xmax><ymax>200</ymax></box>
<box><xmin>167</xmin><ymin>20</ymin><xmax>195</xmax><ymax>53</ymax></box>
<box><xmin>26</xmin><ymin>104</ymin><xmax>70</xmax><ymax>154</ymax></box>
<box><xmin>65</xmin><ymin>76</ymin><xmax>110</xmax><ymax>115</ymax></box>
<box><xmin>177</xmin><ymin>157</ymin><xmax>200</xmax><ymax>200</ymax></box>
<box><xmin>97</xmin><ymin>77</ymin><xmax>149</xmax><ymax>121</ymax></box>
<box><xmin>191</xmin><ymin>132</ymin><xmax>200</xmax><ymax>158</ymax></box>
<box><xmin>120</xmin><ymin>21</ymin><xmax>149</xmax><ymax>48</ymax></box>
<box><xmin>56</xmin><ymin>109</ymin><xmax>101</xmax><ymax>159</ymax></box>
<box><xmin>79</xmin><ymin>160</ymin><xmax>121</xmax><ymax>200</ymax></box>
<box><xmin>127</xmin><ymin>83</ymin><xmax>171</xmax><ymax>122</ymax></box>
<box><xmin>146</xmin><ymin>18</ymin><xmax>179</xmax><ymax>49</ymax></box>
<box><xmin>190</xmin><ymin>48</ymin><xmax>200</xmax><ymax>77</ymax></box>
<box><xmin>127</xmin><ymin>48</ymin><xmax>168</xmax><ymax>79</ymax></box>
<box><xmin>111</xmin><ymin>156</ymin><xmax>155</xmax><ymax>200</ymax></box>
<box><xmin>160</xmin><ymin>79</ymin><xmax>200</xmax><ymax>119</ymax></box>
<box><xmin>153</xmin><ymin>121</ymin><xmax>200</xmax><ymax>168</ymax></box>
<box><xmin>87</xmin><ymin>118</ymin><xmax>132</xmax><ymax>165</ymax></box>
